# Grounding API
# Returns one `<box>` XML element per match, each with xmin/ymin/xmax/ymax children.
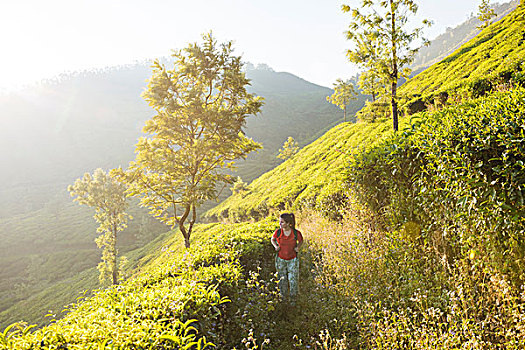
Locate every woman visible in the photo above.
<box><xmin>271</xmin><ymin>213</ymin><xmax>304</xmax><ymax>305</ymax></box>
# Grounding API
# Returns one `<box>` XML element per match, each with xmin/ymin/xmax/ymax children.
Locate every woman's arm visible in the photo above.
<box><xmin>271</xmin><ymin>236</ymin><xmax>280</xmax><ymax>251</ymax></box>
<box><xmin>294</xmin><ymin>232</ymin><xmax>304</xmax><ymax>252</ymax></box>
<box><xmin>294</xmin><ymin>240</ymin><xmax>303</xmax><ymax>252</ymax></box>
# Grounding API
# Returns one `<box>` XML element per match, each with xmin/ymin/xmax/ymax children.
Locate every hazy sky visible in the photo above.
<box><xmin>0</xmin><ymin>0</ymin><xmax>500</xmax><ymax>91</ymax></box>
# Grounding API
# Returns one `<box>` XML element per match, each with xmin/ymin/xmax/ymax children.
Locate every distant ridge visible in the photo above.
<box><xmin>0</xmin><ymin>63</ymin><xmax>352</xmax><ymax>218</ymax></box>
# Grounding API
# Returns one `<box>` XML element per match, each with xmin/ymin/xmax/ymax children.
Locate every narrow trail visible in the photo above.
<box><xmin>261</xmin><ymin>245</ymin><xmax>352</xmax><ymax>349</ymax></box>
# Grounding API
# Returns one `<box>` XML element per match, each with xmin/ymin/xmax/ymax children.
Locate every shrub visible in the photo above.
<box><xmin>349</xmin><ymin>87</ymin><xmax>525</xmax><ymax>282</ymax></box>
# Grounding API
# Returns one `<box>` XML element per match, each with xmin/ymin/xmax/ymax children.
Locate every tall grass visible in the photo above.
<box><xmin>300</xmin><ymin>206</ymin><xmax>525</xmax><ymax>349</ymax></box>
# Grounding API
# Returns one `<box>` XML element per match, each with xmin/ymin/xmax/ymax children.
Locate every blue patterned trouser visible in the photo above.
<box><xmin>275</xmin><ymin>256</ymin><xmax>299</xmax><ymax>304</ymax></box>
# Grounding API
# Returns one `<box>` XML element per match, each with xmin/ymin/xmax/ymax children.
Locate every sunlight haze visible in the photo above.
<box><xmin>0</xmin><ymin>0</ymin><xmax>499</xmax><ymax>91</ymax></box>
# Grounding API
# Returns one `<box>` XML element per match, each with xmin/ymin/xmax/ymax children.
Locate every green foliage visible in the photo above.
<box><xmin>0</xmin><ymin>226</ymin><xmax>173</xmax><ymax>330</ymax></box>
<box><xmin>301</xmin><ymin>196</ymin><xmax>525</xmax><ymax>349</ymax></box>
<box><xmin>205</xmin><ymin>118</ymin><xmax>405</xmax><ymax>222</ymax></box>
<box><xmin>5</xmin><ymin>83</ymin><xmax>525</xmax><ymax>348</ymax></box>
<box><xmin>120</xmin><ymin>32</ymin><xmax>263</xmax><ymax>248</ymax></box>
<box><xmin>342</xmin><ymin>0</ymin><xmax>431</xmax><ymax>130</ymax></box>
<box><xmin>230</xmin><ymin>176</ymin><xmax>248</xmax><ymax>195</ymax></box>
<box><xmin>277</xmin><ymin>136</ymin><xmax>299</xmax><ymax>161</ymax></box>
<box><xmin>411</xmin><ymin>1</ymin><xmax>518</xmax><ymax>71</ymax></box>
<box><xmin>357</xmin><ymin>69</ymin><xmax>386</xmax><ymax>102</ymax></box>
<box><xmin>355</xmin><ymin>97</ymin><xmax>391</xmax><ymax>123</ymax></box>
<box><xmin>401</xmin><ymin>4</ymin><xmax>525</xmax><ymax>111</ymax></box>
<box><xmin>68</xmin><ymin>168</ymin><xmax>131</xmax><ymax>285</ymax></box>
<box><xmin>478</xmin><ymin>0</ymin><xmax>497</xmax><ymax>29</ymax></box>
<box><xmin>326</xmin><ymin>79</ymin><xmax>357</xmax><ymax>122</ymax></box>
<box><xmin>348</xmin><ymin>87</ymin><xmax>525</xmax><ymax>284</ymax></box>
<box><xmin>0</xmin><ymin>64</ymin><xmax>349</xmax><ymax>329</ymax></box>
<box><xmin>0</xmin><ymin>197</ymin><xmax>168</xmax><ymax>328</ymax></box>
<box><xmin>4</xmin><ymin>5</ymin><xmax>525</xmax><ymax>348</ymax></box>
<box><xmin>2</xmin><ymin>219</ymin><xmax>283</xmax><ymax>349</ymax></box>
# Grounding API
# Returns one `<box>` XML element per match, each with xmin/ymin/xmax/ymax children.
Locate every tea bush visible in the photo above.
<box><xmin>206</xmin><ymin>119</ymin><xmax>405</xmax><ymax>223</ymax></box>
<box><xmin>400</xmin><ymin>4</ymin><xmax>525</xmax><ymax>114</ymax></box>
<box><xmin>350</xmin><ymin>87</ymin><xmax>525</xmax><ymax>282</ymax></box>
<box><xmin>1</xmin><ymin>220</ymin><xmax>286</xmax><ymax>349</ymax></box>
<box><xmin>341</xmin><ymin>87</ymin><xmax>525</xmax><ymax>347</ymax></box>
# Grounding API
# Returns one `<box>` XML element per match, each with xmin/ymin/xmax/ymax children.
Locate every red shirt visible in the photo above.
<box><xmin>273</xmin><ymin>228</ymin><xmax>303</xmax><ymax>260</ymax></box>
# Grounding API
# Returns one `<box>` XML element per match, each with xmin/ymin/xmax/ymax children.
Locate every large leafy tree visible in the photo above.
<box><xmin>343</xmin><ymin>0</ymin><xmax>430</xmax><ymax>131</ymax></box>
<box><xmin>326</xmin><ymin>79</ymin><xmax>357</xmax><ymax>122</ymax></box>
<box><xmin>119</xmin><ymin>33</ymin><xmax>263</xmax><ymax>248</ymax></box>
<box><xmin>68</xmin><ymin>168</ymin><xmax>131</xmax><ymax>285</ymax></box>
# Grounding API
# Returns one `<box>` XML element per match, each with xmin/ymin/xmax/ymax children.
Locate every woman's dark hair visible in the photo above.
<box><xmin>280</xmin><ymin>213</ymin><xmax>295</xmax><ymax>229</ymax></box>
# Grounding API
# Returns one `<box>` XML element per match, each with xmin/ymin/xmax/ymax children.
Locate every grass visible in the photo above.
<box><xmin>2</xmin><ymin>219</ymin><xmax>281</xmax><ymax>348</ymax></box>
<box><xmin>0</xmin><ymin>228</ymin><xmax>174</xmax><ymax>330</ymax></box>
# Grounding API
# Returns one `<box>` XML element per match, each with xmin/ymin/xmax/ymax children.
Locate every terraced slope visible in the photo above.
<box><xmin>401</xmin><ymin>4</ymin><xmax>525</xmax><ymax>106</ymax></box>
<box><xmin>205</xmin><ymin>117</ymin><xmax>409</xmax><ymax>222</ymax></box>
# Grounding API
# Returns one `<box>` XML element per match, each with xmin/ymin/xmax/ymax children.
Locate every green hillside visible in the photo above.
<box><xmin>4</xmin><ymin>86</ymin><xmax>525</xmax><ymax>348</ymax></box>
<box><xmin>0</xmin><ymin>64</ymin><xmax>359</xmax><ymax>328</ymax></box>
<box><xmin>197</xmin><ymin>8</ymin><xmax>525</xmax><ymax>345</ymax></box>
<box><xmin>241</xmin><ymin>68</ymin><xmax>367</xmax><ymax>180</ymax></box>
<box><xmin>410</xmin><ymin>0</ymin><xmax>519</xmax><ymax>72</ymax></box>
<box><xmin>208</xmin><ymin>4</ymin><xmax>525</xmax><ymax>222</ymax></box>
<box><xmin>205</xmin><ymin>118</ymin><xmax>404</xmax><ymax>222</ymax></box>
<box><xmin>0</xmin><ymin>229</ymin><xmax>173</xmax><ymax>329</ymax></box>
<box><xmin>3</xmin><ymin>5</ymin><xmax>525</xmax><ymax>349</ymax></box>
<box><xmin>7</xmin><ymin>4</ymin><xmax>519</xmax><ymax>327</ymax></box>
<box><xmin>0</xmin><ymin>195</ymin><xmax>167</xmax><ymax>325</ymax></box>
<box><xmin>1</xmin><ymin>219</ymin><xmax>305</xmax><ymax>349</ymax></box>
<box><xmin>401</xmin><ymin>3</ymin><xmax>525</xmax><ymax>109</ymax></box>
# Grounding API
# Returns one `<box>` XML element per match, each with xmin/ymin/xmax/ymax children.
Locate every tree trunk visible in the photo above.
<box><xmin>179</xmin><ymin>204</ymin><xmax>192</xmax><ymax>248</ymax></box>
<box><xmin>392</xmin><ymin>81</ymin><xmax>398</xmax><ymax>132</ymax></box>
<box><xmin>187</xmin><ymin>204</ymin><xmax>197</xmax><ymax>239</ymax></box>
<box><xmin>343</xmin><ymin>107</ymin><xmax>347</xmax><ymax>122</ymax></box>
<box><xmin>390</xmin><ymin>0</ymin><xmax>399</xmax><ymax>132</ymax></box>
<box><xmin>111</xmin><ymin>226</ymin><xmax>118</xmax><ymax>285</ymax></box>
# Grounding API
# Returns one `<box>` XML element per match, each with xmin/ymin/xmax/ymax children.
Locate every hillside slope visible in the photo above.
<box><xmin>3</xmin><ymin>7</ymin><xmax>525</xmax><ymax>346</ymax></box>
<box><xmin>205</xmin><ymin>117</ymin><xmax>405</xmax><ymax>222</ymax></box>
<box><xmin>411</xmin><ymin>0</ymin><xmax>519</xmax><ymax>72</ymax></box>
<box><xmin>0</xmin><ymin>65</ymin><xmax>350</xmax><ymax>219</ymax></box>
<box><xmin>5</xmin><ymin>86</ymin><xmax>525</xmax><ymax>349</ymax></box>
<box><xmin>2</xmin><ymin>219</ymin><xmax>282</xmax><ymax>348</ymax></box>
<box><xmin>207</xmin><ymin>3</ymin><xmax>525</xmax><ymax>222</ymax></box>
<box><xmin>401</xmin><ymin>3</ymin><xmax>525</xmax><ymax>106</ymax></box>
<box><xmin>0</xmin><ymin>229</ymin><xmax>173</xmax><ymax>329</ymax></box>
<box><xmin>0</xmin><ymin>64</ymin><xmax>355</xmax><ymax>327</ymax></box>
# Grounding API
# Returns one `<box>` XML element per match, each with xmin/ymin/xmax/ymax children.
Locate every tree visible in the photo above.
<box><xmin>326</xmin><ymin>79</ymin><xmax>357</xmax><ymax>122</ymax></box>
<box><xmin>358</xmin><ymin>69</ymin><xmax>385</xmax><ymax>102</ymax></box>
<box><xmin>477</xmin><ymin>0</ymin><xmax>497</xmax><ymax>29</ymax></box>
<box><xmin>343</xmin><ymin>0</ymin><xmax>431</xmax><ymax>131</ymax></box>
<box><xmin>348</xmin><ymin>31</ymin><xmax>385</xmax><ymax>103</ymax></box>
<box><xmin>118</xmin><ymin>33</ymin><xmax>263</xmax><ymax>248</ymax></box>
<box><xmin>277</xmin><ymin>136</ymin><xmax>299</xmax><ymax>160</ymax></box>
<box><xmin>68</xmin><ymin>168</ymin><xmax>131</xmax><ymax>285</ymax></box>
